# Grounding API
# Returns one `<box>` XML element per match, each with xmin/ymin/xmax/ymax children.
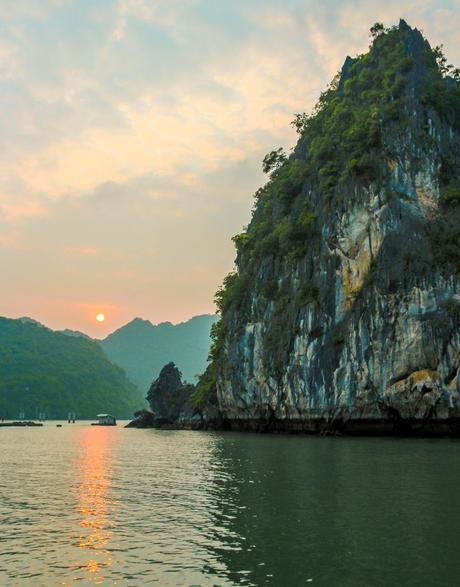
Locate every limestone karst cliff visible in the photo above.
<box><xmin>196</xmin><ymin>20</ymin><xmax>460</xmax><ymax>434</ymax></box>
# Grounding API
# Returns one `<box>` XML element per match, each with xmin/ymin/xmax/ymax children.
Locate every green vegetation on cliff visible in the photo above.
<box><xmin>0</xmin><ymin>317</ymin><xmax>143</xmax><ymax>419</ymax></box>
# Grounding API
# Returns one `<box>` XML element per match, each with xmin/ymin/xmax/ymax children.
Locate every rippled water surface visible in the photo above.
<box><xmin>0</xmin><ymin>423</ymin><xmax>459</xmax><ymax>586</ymax></box>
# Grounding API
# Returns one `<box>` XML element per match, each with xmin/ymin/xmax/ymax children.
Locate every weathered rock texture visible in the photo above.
<box><xmin>139</xmin><ymin>362</ymin><xmax>222</xmax><ymax>429</ymax></box>
<box><xmin>146</xmin><ymin>362</ymin><xmax>195</xmax><ymax>425</ymax></box>
<box><xmin>210</xmin><ymin>21</ymin><xmax>460</xmax><ymax>435</ymax></box>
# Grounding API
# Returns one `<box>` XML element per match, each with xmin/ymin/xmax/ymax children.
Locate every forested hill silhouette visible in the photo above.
<box><xmin>0</xmin><ymin>317</ymin><xmax>143</xmax><ymax>419</ymax></box>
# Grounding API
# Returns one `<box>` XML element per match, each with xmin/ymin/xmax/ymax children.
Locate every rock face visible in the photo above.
<box><xmin>209</xmin><ymin>21</ymin><xmax>460</xmax><ymax>434</ymax></box>
<box><xmin>126</xmin><ymin>362</ymin><xmax>224</xmax><ymax>429</ymax></box>
<box><xmin>146</xmin><ymin>362</ymin><xmax>195</xmax><ymax>425</ymax></box>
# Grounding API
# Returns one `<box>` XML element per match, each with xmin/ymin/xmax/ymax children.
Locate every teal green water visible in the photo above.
<box><xmin>0</xmin><ymin>423</ymin><xmax>458</xmax><ymax>586</ymax></box>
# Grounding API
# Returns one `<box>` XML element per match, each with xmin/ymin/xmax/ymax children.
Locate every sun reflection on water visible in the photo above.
<box><xmin>72</xmin><ymin>426</ymin><xmax>117</xmax><ymax>584</ymax></box>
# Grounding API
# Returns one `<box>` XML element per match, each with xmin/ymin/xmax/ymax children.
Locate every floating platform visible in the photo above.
<box><xmin>91</xmin><ymin>422</ymin><xmax>117</xmax><ymax>426</ymax></box>
<box><xmin>0</xmin><ymin>421</ymin><xmax>43</xmax><ymax>427</ymax></box>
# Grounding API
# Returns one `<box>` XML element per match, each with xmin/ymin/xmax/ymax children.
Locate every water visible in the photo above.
<box><xmin>0</xmin><ymin>423</ymin><xmax>459</xmax><ymax>586</ymax></box>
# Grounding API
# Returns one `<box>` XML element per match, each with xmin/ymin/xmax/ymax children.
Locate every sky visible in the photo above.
<box><xmin>1</xmin><ymin>0</ymin><xmax>459</xmax><ymax>336</ymax></box>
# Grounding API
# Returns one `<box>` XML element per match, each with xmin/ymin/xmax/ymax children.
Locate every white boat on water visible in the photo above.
<box><xmin>91</xmin><ymin>414</ymin><xmax>117</xmax><ymax>426</ymax></box>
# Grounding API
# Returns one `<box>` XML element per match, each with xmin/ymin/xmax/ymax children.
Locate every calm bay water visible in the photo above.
<box><xmin>0</xmin><ymin>423</ymin><xmax>458</xmax><ymax>586</ymax></box>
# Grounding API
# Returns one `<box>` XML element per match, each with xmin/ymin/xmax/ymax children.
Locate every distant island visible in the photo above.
<box><xmin>0</xmin><ymin>313</ymin><xmax>216</xmax><ymax>419</ymax></box>
<box><xmin>0</xmin><ymin>317</ymin><xmax>142</xmax><ymax>419</ymax></box>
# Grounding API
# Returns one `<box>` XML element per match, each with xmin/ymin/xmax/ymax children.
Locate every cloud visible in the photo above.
<box><xmin>0</xmin><ymin>200</ymin><xmax>45</xmax><ymax>223</ymax></box>
<box><xmin>111</xmin><ymin>0</ymin><xmax>200</xmax><ymax>41</ymax></box>
<box><xmin>1</xmin><ymin>0</ymin><xmax>458</xmax><ymax>334</ymax></box>
<box><xmin>65</xmin><ymin>246</ymin><xmax>98</xmax><ymax>256</ymax></box>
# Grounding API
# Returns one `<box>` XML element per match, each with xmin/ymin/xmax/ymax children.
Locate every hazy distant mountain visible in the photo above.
<box><xmin>0</xmin><ymin>317</ymin><xmax>144</xmax><ymax>419</ymax></box>
<box><xmin>99</xmin><ymin>314</ymin><xmax>218</xmax><ymax>392</ymax></box>
<box><xmin>59</xmin><ymin>328</ymin><xmax>92</xmax><ymax>340</ymax></box>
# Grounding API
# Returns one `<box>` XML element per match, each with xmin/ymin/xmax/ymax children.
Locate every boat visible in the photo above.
<box><xmin>91</xmin><ymin>414</ymin><xmax>117</xmax><ymax>426</ymax></box>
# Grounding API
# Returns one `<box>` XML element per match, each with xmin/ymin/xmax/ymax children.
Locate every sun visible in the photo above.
<box><xmin>96</xmin><ymin>313</ymin><xmax>105</xmax><ymax>323</ymax></box>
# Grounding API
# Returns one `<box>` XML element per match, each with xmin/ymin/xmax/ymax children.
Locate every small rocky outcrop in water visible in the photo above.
<box><xmin>125</xmin><ymin>409</ymin><xmax>156</xmax><ymax>428</ymax></box>
<box><xmin>146</xmin><ymin>362</ymin><xmax>195</xmax><ymax>424</ymax></box>
<box><xmin>126</xmin><ymin>362</ymin><xmax>223</xmax><ymax>429</ymax></box>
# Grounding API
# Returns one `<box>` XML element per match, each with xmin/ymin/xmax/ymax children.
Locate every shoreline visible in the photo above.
<box><xmin>127</xmin><ymin>416</ymin><xmax>460</xmax><ymax>437</ymax></box>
